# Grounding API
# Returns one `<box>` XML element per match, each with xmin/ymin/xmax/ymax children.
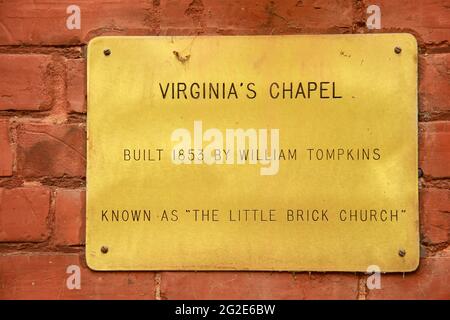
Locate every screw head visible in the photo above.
<box><xmin>398</xmin><ymin>249</ymin><xmax>406</xmax><ymax>257</ymax></box>
<box><xmin>394</xmin><ymin>47</ymin><xmax>402</xmax><ymax>54</ymax></box>
<box><xmin>101</xmin><ymin>246</ymin><xmax>109</xmax><ymax>254</ymax></box>
<box><xmin>418</xmin><ymin>168</ymin><xmax>424</xmax><ymax>178</ymax></box>
<box><xmin>103</xmin><ymin>49</ymin><xmax>111</xmax><ymax>56</ymax></box>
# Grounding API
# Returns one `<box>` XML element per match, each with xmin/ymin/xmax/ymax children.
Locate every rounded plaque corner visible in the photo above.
<box><xmin>400</xmin><ymin>33</ymin><xmax>418</xmax><ymax>52</ymax></box>
<box><xmin>405</xmin><ymin>253</ymin><xmax>421</xmax><ymax>273</ymax></box>
<box><xmin>86</xmin><ymin>36</ymin><xmax>109</xmax><ymax>53</ymax></box>
<box><xmin>85</xmin><ymin>252</ymin><xmax>104</xmax><ymax>271</ymax></box>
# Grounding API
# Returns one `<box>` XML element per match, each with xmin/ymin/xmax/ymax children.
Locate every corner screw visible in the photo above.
<box><xmin>394</xmin><ymin>47</ymin><xmax>402</xmax><ymax>54</ymax></box>
<box><xmin>418</xmin><ymin>168</ymin><xmax>424</xmax><ymax>178</ymax></box>
<box><xmin>101</xmin><ymin>246</ymin><xmax>109</xmax><ymax>254</ymax></box>
<box><xmin>398</xmin><ymin>249</ymin><xmax>406</xmax><ymax>257</ymax></box>
<box><xmin>103</xmin><ymin>49</ymin><xmax>111</xmax><ymax>56</ymax></box>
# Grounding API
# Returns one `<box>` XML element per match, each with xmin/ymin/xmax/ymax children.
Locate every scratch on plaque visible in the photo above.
<box><xmin>173</xmin><ymin>50</ymin><xmax>190</xmax><ymax>64</ymax></box>
<box><xmin>340</xmin><ymin>51</ymin><xmax>351</xmax><ymax>58</ymax></box>
<box><xmin>172</xmin><ymin>36</ymin><xmax>197</xmax><ymax>65</ymax></box>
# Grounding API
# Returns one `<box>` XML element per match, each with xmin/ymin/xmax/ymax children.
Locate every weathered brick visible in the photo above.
<box><xmin>17</xmin><ymin>123</ymin><xmax>86</xmax><ymax>178</ymax></box>
<box><xmin>367</xmin><ymin>251</ymin><xmax>450</xmax><ymax>299</ymax></box>
<box><xmin>0</xmin><ymin>55</ymin><xmax>53</xmax><ymax>111</ymax></box>
<box><xmin>420</xmin><ymin>188</ymin><xmax>450</xmax><ymax>245</ymax></box>
<box><xmin>160</xmin><ymin>0</ymin><xmax>353</xmax><ymax>33</ymax></box>
<box><xmin>0</xmin><ymin>0</ymin><xmax>156</xmax><ymax>45</ymax></box>
<box><xmin>0</xmin><ymin>187</ymin><xmax>50</xmax><ymax>242</ymax></box>
<box><xmin>54</xmin><ymin>189</ymin><xmax>85</xmax><ymax>246</ymax></box>
<box><xmin>0</xmin><ymin>120</ymin><xmax>13</xmax><ymax>176</ymax></box>
<box><xmin>66</xmin><ymin>59</ymin><xmax>86</xmax><ymax>113</ymax></box>
<box><xmin>0</xmin><ymin>253</ymin><xmax>155</xmax><ymax>299</ymax></box>
<box><xmin>160</xmin><ymin>272</ymin><xmax>358</xmax><ymax>299</ymax></box>
<box><xmin>362</xmin><ymin>0</ymin><xmax>450</xmax><ymax>44</ymax></box>
<box><xmin>420</xmin><ymin>54</ymin><xmax>450</xmax><ymax>115</ymax></box>
<box><xmin>419</xmin><ymin>122</ymin><xmax>450</xmax><ymax>178</ymax></box>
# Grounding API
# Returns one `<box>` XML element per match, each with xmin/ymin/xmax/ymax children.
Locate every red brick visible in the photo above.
<box><xmin>54</xmin><ymin>189</ymin><xmax>85</xmax><ymax>246</ymax></box>
<box><xmin>0</xmin><ymin>0</ymin><xmax>156</xmax><ymax>45</ymax></box>
<box><xmin>0</xmin><ymin>187</ymin><xmax>50</xmax><ymax>242</ymax></box>
<box><xmin>420</xmin><ymin>54</ymin><xmax>450</xmax><ymax>115</ymax></box>
<box><xmin>160</xmin><ymin>272</ymin><xmax>358</xmax><ymax>299</ymax></box>
<box><xmin>17</xmin><ymin>123</ymin><xmax>86</xmax><ymax>178</ymax></box>
<box><xmin>0</xmin><ymin>253</ymin><xmax>155</xmax><ymax>299</ymax></box>
<box><xmin>66</xmin><ymin>59</ymin><xmax>86</xmax><ymax>113</ymax></box>
<box><xmin>0</xmin><ymin>120</ymin><xmax>13</xmax><ymax>176</ymax></box>
<box><xmin>367</xmin><ymin>251</ymin><xmax>450</xmax><ymax>299</ymax></box>
<box><xmin>419</xmin><ymin>122</ymin><xmax>450</xmax><ymax>178</ymax></box>
<box><xmin>0</xmin><ymin>55</ymin><xmax>53</xmax><ymax>111</ymax></box>
<box><xmin>363</xmin><ymin>0</ymin><xmax>450</xmax><ymax>44</ymax></box>
<box><xmin>160</xmin><ymin>0</ymin><xmax>353</xmax><ymax>33</ymax></box>
<box><xmin>420</xmin><ymin>188</ymin><xmax>450</xmax><ymax>245</ymax></box>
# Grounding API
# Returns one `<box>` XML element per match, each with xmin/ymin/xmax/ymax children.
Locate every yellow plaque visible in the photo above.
<box><xmin>87</xmin><ymin>34</ymin><xmax>419</xmax><ymax>272</ymax></box>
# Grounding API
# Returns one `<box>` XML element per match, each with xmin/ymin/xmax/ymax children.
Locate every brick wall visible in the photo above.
<box><xmin>0</xmin><ymin>0</ymin><xmax>449</xmax><ymax>300</ymax></box>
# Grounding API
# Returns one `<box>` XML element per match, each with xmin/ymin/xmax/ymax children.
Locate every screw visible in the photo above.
<box><xmin>394</xmin><ymin>47</ymin><xmax>402</xmax><ymax>54</ymax></box>
<box><xmin>101</xmin><ymin>246</ymin><xmax>109</xmax><ymax>254</ymax></box>
<box><xmin>418</xmin><ymin>168</ymin><xmax>424</xmax><ymax>178</ymax></box>
<box><xmin>398</xmin><ymin>249</ymin><xmax>406</xmax><ymax>257</ymax></box>
<box><xmin>103</xmin><ymin>49</ymin><xmax>111</xmax><ymax>56</ymax></box>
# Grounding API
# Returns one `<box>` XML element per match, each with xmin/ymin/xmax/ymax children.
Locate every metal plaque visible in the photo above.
<box><xmin>86</xmin><ymin>34</ymin><xmax>419</xmax><ymax>271</ymax></box>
